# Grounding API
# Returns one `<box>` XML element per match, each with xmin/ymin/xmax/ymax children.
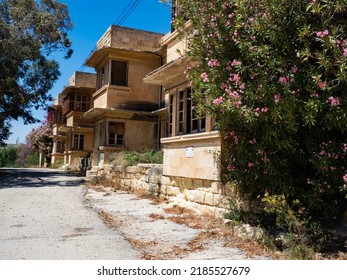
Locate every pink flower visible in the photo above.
<box><xmin>249</xmin><ymin>138</ymin><xmax>257</xmax><ymax>144</ymax></box>
<box><xmin>343</xmin><ymin>174</ymin><xmax>347</xmax><ymax>182</ymax></box>
<box><xmin>213</xmin><ymin>96</ymin><xmax>224</xmax><ymax>105</ymax></box>
<box><xmin>343</xmin><ymin>48</ymin><xmax>347</xmax><ymax>57</ymax></box>
<box><xmin>318</xmin><ymin>81</ymin><xmax>327</xmax><ymax>89</ymax></box>
<box><xmin>316</xmin><ymin>30</ymin><xmax>329</xmax><ymax>38</ymax></box>
<box><xmin>208</xmin><ymin>58</ymin><xmax>220</xmax><ymax>67</ymax></box>
<box><xmin>274</xmin><ymin>94</ymin><xmax>281</xmax><ymax>103</ymax></box>
<box><xmin>261</xmin><ymin>107</ymin><xmax>269</xmax><ymax>113</ymax></box>
<box><xmin>230</xmin><ymin>59</ymin><xmax>242</xmax><ymax>66</ymax></box>
<box><xmin>278</xmin><ymin>76</ymin><xmax>289</xmax><ymax>84</ymax></box>
<box><xmin>227</xmin><ymin>165</ymin><xmax>235</xmax><ymax>171</ymax></box>
<box><xmin>200</xmin><ymin>72</ymin><xmax>209</xmax><ymax>82</ymax></box>
<box><xmin>248</xmin><ymin>162</ymin><xmax>255</xmax><ymax>168</ymax></box>
<box><xmin>232</xmin><ymin>101</ymin><xmax>241</xmax><ymax>108</ymax></box>
<box><xmin>327</xmin><ymin>96</ymin><xmax>341</xmax><ymax>106</ymax></box>
<box><xmin>291</xmin><ymin>66</ymin><xmax>299</xmax><ymax>73</ymax></box>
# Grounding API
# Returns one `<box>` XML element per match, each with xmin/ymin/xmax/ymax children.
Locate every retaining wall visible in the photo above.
<box><xmin>101</xmin><ymin>163</ymin><xmax>236</xmax><ymax>217</ymax></box>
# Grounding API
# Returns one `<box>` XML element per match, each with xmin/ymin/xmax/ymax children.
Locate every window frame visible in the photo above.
<box><xmin>168</xmin><ymin>87</ymin><xmax>206</xmax><ymax>137</ymax></box>
<box><xmin>72</xmin><ymin>134</ymin><xmax>84</xmax><ymax>151</ymax></box>
<box><xmin>107</xmin><ymin>121</ymin><xmax>125</xmax><ymax>146</ymax></box>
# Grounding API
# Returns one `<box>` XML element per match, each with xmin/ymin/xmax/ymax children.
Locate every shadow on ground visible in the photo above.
<box><xmin>0</xmin><ymin>168</ymin><xmax>84</xmax><ymax>189</ymax></box>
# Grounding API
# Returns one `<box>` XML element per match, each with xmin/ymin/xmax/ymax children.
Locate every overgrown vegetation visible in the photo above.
<box><xmin>0</xmin><ymin>145</ymin><xmax>19</xmax><ymax>167</ymax></box>
<box><xmin>110</xmin><ymin>149</ymin><xmax>163</xmax><ymax>167</ymax></box>
<box><xmin>174</xmin><ymin>0</ymin><xmax>347</xmax><ymax>258</ymax></box>
<box><xmin>0</xmin><ymin>144</ymin><xmax>40</xmax><ymax>167</ymax></box>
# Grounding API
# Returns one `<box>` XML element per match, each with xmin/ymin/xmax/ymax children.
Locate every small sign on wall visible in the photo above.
<box><xmin>186</xmin><ymin>146</ymin><xmax>194</xmax><ymax>158</ymax></box>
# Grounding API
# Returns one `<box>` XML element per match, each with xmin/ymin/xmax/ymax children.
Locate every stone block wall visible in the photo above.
<box><xmin>103</xmin><ymin>163</ymin><xmax>232</xmax><ymax>217</ymax></box>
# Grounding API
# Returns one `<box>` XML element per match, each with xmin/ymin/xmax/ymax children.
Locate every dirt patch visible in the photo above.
<box><xmin>85</xmin><ymin>187</ymin><xmax>272</xmax><ymax>260</ymax></box>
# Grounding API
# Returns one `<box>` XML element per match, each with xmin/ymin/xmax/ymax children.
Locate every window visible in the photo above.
<box><xmin>190</xmin><ymin>91</ymin><xmax>206</xmax><ymax>133</ymax></box>
<box><xmin>168</xmin><ymin>94</ymin><xmax>174</xmax><ymax>137</ymax></box>
<box><xmin>111</xmin><ymin>60</ymin><xmax>127</xmax><ymax>86</ymax></box>
<box><xmin>72</xmin><ymin>134</ymin><xmax>84</xmax><ymax>151</ymax></box>
<box><xmin>168</xmin><ymin>87</ymin><xmax>206</xmax><ymax>137</ymax></box>
<box><xmin>97</xmin><ymin>67</ymin><xmax>105</xmax><ymax>90</ymax></box>
<box><xmin>108</xmin><ymin>121</ymin><xmax>124</xmax><ymax>146</ymax></box>
<box><xmin>75</xmin><ymin>94</ymin><xmax>89</xmax><ymax>111</ymax></box>
<box><xmin>99</xmin><ymin>122</ymin><xmax>105</xmax><ymax>146</ymax></box>
<box><xmin>56</xmin><ymin>140</ymin><xmax>65</xmax><ymax>153</ymax></box>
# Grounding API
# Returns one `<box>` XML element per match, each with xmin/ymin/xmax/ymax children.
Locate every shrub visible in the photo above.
<box><xmin>110</xmin><ymin>149</ymin><xmax>163</xmax><ymax>167</ymax></box>
<box><xmin>176</xmin><ymin>0</ymin><xmax>347</xmax><ymax>227</ymax></box>
<box><xmin>0</xmin><ymin>145</ymin><xmax>18</xmax><ymax>167</ymax></box>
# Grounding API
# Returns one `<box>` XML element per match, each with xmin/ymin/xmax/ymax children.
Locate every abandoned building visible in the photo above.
<box><xmin>48</xmin><ymin>4</ymin><xmax>227</xmax><ymax>214</ymax></box>
<box><xmin>49</xmin><ymin>71</ymin><xmax>96</xmax><ymax>168</ymax></box>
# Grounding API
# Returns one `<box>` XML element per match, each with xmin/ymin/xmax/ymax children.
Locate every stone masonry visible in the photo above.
<box><xmin>101</xmin><ymin>163</ymin><xmax>231</xmax><ymax>217</ymax></box>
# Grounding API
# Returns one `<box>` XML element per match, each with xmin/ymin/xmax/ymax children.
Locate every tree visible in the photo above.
<box><xmin>175</xmin><ymin>0</ymin><xmax>347</xmax><ymax>226</ymax></box>
<box><xmin>26</xmin><ymin>118</ymin><xmax>52</xmax><ymax>166</ymax></box>
<box><xmin>0</xmin><ymin>0</ymin><xmax>73</xmax><ymax>146</ymax></box>
<box><xmin>0</xmin><ymin>145</ymin><xmax>18</xmax><ymax>167</ymax></box>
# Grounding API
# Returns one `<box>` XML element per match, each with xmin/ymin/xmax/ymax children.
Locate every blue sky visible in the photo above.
<box><xmin>7</xmin><ymin>0</ymin><xmax>171</xmax><ymax>144</ymax></box>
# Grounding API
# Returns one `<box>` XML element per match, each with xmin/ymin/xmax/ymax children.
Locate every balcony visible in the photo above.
<box><xmin>47</xmin><ymin>108</ymin><xmax>66</xmax><ymax>126</ymax></box>
<box><xmin>62</xmin><ymin>94</ymin><xmax>91</xmax><ymax>115</ymax></box>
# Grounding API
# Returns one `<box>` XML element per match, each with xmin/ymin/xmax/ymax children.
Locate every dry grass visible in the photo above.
<box><xmin>98</xmin><ymin>210</ymin><xmax>121</xmax><ymax>229</ymax></box>
<box><xmin>163</xmin><ymin>205</ymin><xmax>275</xmax><ymax>259</ymax></box>
<box><xmin>149</xmin><ymin>213</ymin><xmax>165</xmax><ymax>220</ymax></box>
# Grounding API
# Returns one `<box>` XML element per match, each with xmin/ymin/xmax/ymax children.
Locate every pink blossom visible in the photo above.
<box><xmin>213</xmin><ymin>96</ymin><xmax>224</xmax><ymax>105</ymax></box>
<box><xmin>208</xmin><ymin>58</ymin><xmax>221</xmax><ymax>67</ymax></box>
<box><xmin>261</xmin><ymin>107</ymin><xmax>269</xmax><ymax>113</ymax></box>
<box><xmin>274</xmin><ymin>94</ymin><xmax>281</xmax><ymax>103</ymax></box>
<box><xmin>200</xmin><ymin>72</ymin><xmax>209</xmax><ymax>82</ymax></box>
<box><xmin>248</xmin><ymin>162</ymin><xmax>255</xmax><ymax>168</ymax></box>
<box><xmin>230</xmin><ymin>59</ymin><xmax>242</xmax><ymax>66</ymax></box>
<box><xmin>232</xmin><ymin>101</ymin><xmax>241</xmax><ymax>108</ymax></box>
<box><xmin>343</xmin><ymin>174</ymin><xmax>347</xmax><ymax>182</ymax></box>
<box><xmin>227</xmin><ymin>165</ymin><xmax>235</xmax><ymax>171</ymax></box>
<box><xmin>327</xmin><ymin>96</ymin><xmax>341</xmax><ymax>106</ymax></box>
<box><xmin>343</xmin><ymin>48</ymin><xmax>347</xmax><ymax>57</ymax></box>
<box><xmin>291</xmin><ymin>66</ymin><xmax>299</xmax><ymax>73</ymax></box>
<box><xmin>278</xmin><ymin>76</ymin><xmax>289</xmax><ymax>84</ymax></box>
<box><xmin>310</xmin><ymin>92</ymin><xmax>319</xmax><ymax>98</ymax></box>
<box><xmin>249</xmin><ymin>138</ymin><xmax>257</xmax><ymax>144</ymax></box>
<box><xmin>318</xmin><ymin>81</ymin><xmax>327</xmax><ymax>89</ymax></box>
<box><xmin>316</xmin><ymin>30</ymin><xmax>329</xmax><ymax>38</ymax></box>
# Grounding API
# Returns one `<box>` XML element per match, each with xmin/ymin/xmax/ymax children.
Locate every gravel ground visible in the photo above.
<box><xmin>0</xmin><ymin>168</ymin><xmax>271</xmax><ymax>260</ymax></box>
<box><xmin>85</xmin><ymin>187</ymin><xmax>272</xmax><ymax>260</ymax></box>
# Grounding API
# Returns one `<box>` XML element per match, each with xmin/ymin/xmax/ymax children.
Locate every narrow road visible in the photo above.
<box><xmin>0</xmin><ymin>168</ymin><xmax>140</xmax><ymax>260</ymax></box>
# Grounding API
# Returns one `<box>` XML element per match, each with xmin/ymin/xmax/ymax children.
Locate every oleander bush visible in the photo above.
<box><xmin>174</xmin><ymin>0</ymin><xmax>347</xmax><ymax>228</ymax></box>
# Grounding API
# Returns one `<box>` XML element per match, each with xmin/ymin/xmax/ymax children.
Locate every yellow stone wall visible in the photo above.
<box><xmin>162</xmin><ymin>132</ymin><xmax>221</xmax><ymax>181</ymax></box>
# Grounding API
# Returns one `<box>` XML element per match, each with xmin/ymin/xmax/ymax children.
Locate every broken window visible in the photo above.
<box><xmin>97</xmin><ymin>67</ymin><xmax>105</xmax><ymax>90</ymax></box>
<box><xmin>111</xmin><ymin>60</ymin><xmax>127</xmax><ymax>86</ymax></box>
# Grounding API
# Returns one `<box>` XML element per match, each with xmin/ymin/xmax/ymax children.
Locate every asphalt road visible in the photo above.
<box><xmin>0</xmin><ymin>168</ymin><xmax>140</xmax><ymax>260</ymax></box>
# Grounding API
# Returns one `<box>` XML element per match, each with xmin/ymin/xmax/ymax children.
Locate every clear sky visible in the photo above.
<box><xmin>7</xmin><ymin>0</ymin><xmax>171</xmax><ymax>144</ymax></box>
